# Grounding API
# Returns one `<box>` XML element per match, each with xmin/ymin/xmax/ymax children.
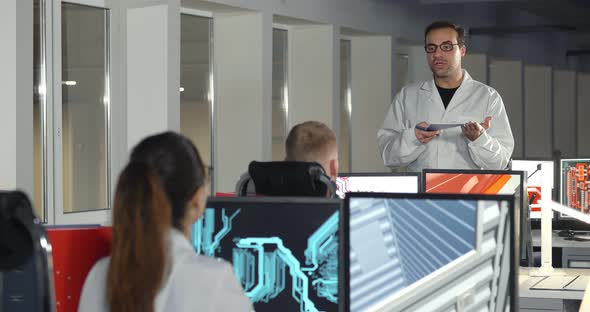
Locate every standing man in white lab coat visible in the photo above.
<box><xmin>378</xmin><ymin>21</ymin><xmax>514</xmax><ymax>172</ymax></box>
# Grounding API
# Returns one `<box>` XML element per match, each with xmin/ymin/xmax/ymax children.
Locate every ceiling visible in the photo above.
<box><xmin>420</xmin><ymin>0</ymin><xmax>590</xmax><ymax>34</ymax></box>
<box><xmin>510</xmin><ymin>0</ymin><xmax>590</xmax><ymax>32</ymax></box>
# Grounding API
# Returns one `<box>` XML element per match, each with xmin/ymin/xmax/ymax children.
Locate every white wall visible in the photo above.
<box><xmin>524</xmin><ymin>65</ymin><xmax>552</xmax><ymax>158</ymax></box>
<box><xmin>126</xmin><ymin>2</ymin><xmax>180</xmax><ymax>151</ymax></box>
<box><xmin>0</xmin><ymin>0</ymin><xmax>33</xmax><ymax>196</ymax></box>
<box><xmin>489</xmin><ymin>60</ymin><xmax>523</xmax><ymax>159</ymax></box>
<box><xmin>214</xmin><ymin>11</ymin><xmax>271</xmax><ymax>192</ymax></box>
<box><xmin>350</xmin><ymin>36</ymin><xmax>392</xmax><ymax>172</ymax></box>
<box><xmin>393</xmin><ymin>52</ymin><xmax>409</xmax><ymax>95</ymax></box>
<box><xmin>403</xmin><ymin>45</ymin><xmax>431</xmax><ymax>84</ymax></box>
<box><xmin>288</xmin><ymin>25</ymin><xmax>337</xmax><ymax>128</ymax></box>
<box><xmin>578</xmin><ymin>73</ymin><xmax>590</xmax><ymax>156</ymax></box>
<box><xmin>463</xmin><ymin>53</ymin><xmax>487</xmax><ymax>83</ymax></box>
<box><xmin>184</xmin><ymin>0</ymin><xmax>436</xmax><ymax>40</ymax></box>
<box><xmin>553</xmin><ymin>70</ymin><xmax>576</xmax><ymax>158</ymax></box>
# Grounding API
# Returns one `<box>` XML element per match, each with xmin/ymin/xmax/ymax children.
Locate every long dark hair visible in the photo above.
<box><xmin>107</xmin><ymin>132</ymin><xmax>206</xmax><ymax>312</ymax></box>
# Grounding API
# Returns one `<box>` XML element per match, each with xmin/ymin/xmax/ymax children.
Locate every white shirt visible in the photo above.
<box><xmin>378</xmin><ymin>70</ymin><xmax>514</xmax><ymax>172</ymax></box>
<box><xmin>78</xmin><ymin>229</ymin><xmax>253</xmax><ymax>312</ymax></box>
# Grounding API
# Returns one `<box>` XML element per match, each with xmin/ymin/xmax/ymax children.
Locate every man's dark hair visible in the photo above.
<box><xmin>424</xmin><ymin>21</ymin><xmax>466</xmax><ymax>46</ymax></box>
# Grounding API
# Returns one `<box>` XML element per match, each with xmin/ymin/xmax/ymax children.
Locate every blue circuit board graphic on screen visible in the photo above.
<box><xmin>192</xmin><ymin>208</ymin><xmax>338</xmax><ymax>312</ymax></box>
<box><xmin>192</xmin><ymin>208</ymin><xmax>241</xmax><ymax>256</ymax></box>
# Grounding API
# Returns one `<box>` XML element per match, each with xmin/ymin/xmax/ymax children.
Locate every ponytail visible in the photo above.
<box><xmin>107</xmin><ymin>162</ymin><xmax>171</xmax><ymax>312</ymax></box>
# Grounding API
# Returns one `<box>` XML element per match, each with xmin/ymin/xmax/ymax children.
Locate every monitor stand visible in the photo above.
<box><xmin>570</xmin><ymin>231</ymin><xmax>590</xmax><ymax>241</ymax></box>
<box><xmin>573</xmin><ymin>234</ymin><xmax>590</xmax><ymax>241</ymax></box>
<box><xmin>558</xmin><ymin>229</ymin><xmax>575</xmax><ymax>237</ymax></box>
<box><xmin>559</xmin><ymin>229</ymin><xmax>590</xmax><ymax>241</ymax></box>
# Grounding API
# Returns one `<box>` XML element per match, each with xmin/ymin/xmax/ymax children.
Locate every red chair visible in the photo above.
<box><xmin>215</xmin><ymin>192</ymin><xmax>236</xmax><ymax>197</ymax></box>
<box><xmin>47</xmin><ymin>226</ymin><xmax>112</xmax><ymax>312</ymax></box>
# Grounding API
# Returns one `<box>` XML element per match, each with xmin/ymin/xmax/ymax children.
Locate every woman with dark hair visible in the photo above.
<box><xmin>78</xmin><ymin>132</ymin><xmax>252</xmax><ymax>312</ymax></box>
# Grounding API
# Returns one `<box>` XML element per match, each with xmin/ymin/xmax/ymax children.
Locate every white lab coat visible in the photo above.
<box><xmin>78</xmin><ymin>229</ymin><xmax>253</xmax><ymax>312</ymax></box>
<box><xmin>378</xmin><ymin>70</ymin><xmax>514</xmax><ymax>172</ymax></box>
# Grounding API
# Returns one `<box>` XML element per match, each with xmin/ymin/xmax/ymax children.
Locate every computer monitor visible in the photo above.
<box><xmin>342</xmin><ymin>193</ymin><xmax>516</xmax><ymax>312</ymax></box>
<box><xmin>422</xmin><ymin>169</ymin><xmax>530</xmax><ymax>267</ymax></box>
<box><xmin>558</xmin><ymin>159</ymin><xmax>590</xmax><ymax>230</ymax></box>
<box><xmin>191</xmin><ymin>197</ymin><xmax>342</xmax><ymax>312</ymax></box>
<box><xmin>511</xmin><ymin>160</ymin><xmax>555</xmax><ymax>220</ymax></box>
<box><xmin>423</xmin><ymin>169</ymin><xmax>524</xmax><ymax>196</ymax></box>
<box><xmin>335</xmin><ymin>172</ymin><xmax>420</xmax><ymax>198</ymax></box>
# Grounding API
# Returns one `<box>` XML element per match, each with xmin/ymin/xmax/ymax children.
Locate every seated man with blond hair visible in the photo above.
<box><xmin>238</xmin><ymin>121</ymin><xmax>338</xmax><ymax>197</ymax></box>
<box><xmin>284</xmin><ymin>121</ymin><xmax>339</xmax><ymax>180</ymax></box>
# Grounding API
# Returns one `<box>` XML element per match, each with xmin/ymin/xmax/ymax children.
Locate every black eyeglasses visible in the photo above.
<box><xmin>424</xmin><ymin>41</ymin><xmax>461</xmax><ymax>53</ymax></box>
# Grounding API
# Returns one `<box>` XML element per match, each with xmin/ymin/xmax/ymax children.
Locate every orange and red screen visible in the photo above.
<box><xmin>425</xmin><ymin>173</ymin><xmax>520</xmax><ymax>195</ymax></box>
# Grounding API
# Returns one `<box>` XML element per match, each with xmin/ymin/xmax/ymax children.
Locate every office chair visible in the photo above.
<box><xmin>0</xmin><ymin>191</ymin><xmax>55</xmax><ymax>312</ymax></box>
<box><xmin>235</xmin><ymin>161</ymin><xmax>337</xmax><ymax>198</ymax></box>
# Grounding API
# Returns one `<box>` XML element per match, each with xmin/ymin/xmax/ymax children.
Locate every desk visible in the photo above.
<box><xmin>580</xmin><ymin>276</ymin><xmax>590</xmax><ymax>311</ymax></box>
<box><xmin>531</xmin><ymin>230</ymin><xmax>590</xmax><ymax>268</ymax></box>
<box><xmin>519</xmin><ymin>267</ymin><xmax>590</xmax><ymax>311</ymax></box>
<box><xmin>531</xmin><ymin>230</ymin><xmax>590</xmax><ymax>248</ymax></box>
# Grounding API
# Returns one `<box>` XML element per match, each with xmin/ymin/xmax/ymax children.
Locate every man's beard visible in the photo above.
<box><xmin>431</xmin><ymin>64</ymin><xmax>456</xmax><ymax>78</ymax></box>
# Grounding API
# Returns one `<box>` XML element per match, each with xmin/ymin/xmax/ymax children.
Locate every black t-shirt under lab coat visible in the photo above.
<box><xmin>437</xmin><ymin>85</ymin><xmax>459</xmax><ymax>109</ymax></box>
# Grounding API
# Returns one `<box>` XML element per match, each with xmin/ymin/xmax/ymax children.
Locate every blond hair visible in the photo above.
<box><xmin>285</xmin><ymin>121</ymin><xmax>337</xmax><ymax>162</ymax></box>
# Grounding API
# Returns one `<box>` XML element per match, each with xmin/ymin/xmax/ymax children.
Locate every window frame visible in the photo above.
<box><xmin>339</xmin><ymin>37</ymin><xmax>353</xmax><ymax>173</ymax></box>
<box><xmin>52</xmin><ymin>0</ymin><xmax>114</xmax><ymax>225</ymax></box>
<box><xmin>34</xmin><ymin>0</ymin><xmax>51</xmax><ymax>223</ymax></box>
<box><xmin>271</xmin><ymin>24</ymin><xmax>290</xmax><ymax>161</ymax></box>
<box><xmin>179</xmin><ymin>8</ymin><xmax>216</xmax><ymax>193</ymax></box>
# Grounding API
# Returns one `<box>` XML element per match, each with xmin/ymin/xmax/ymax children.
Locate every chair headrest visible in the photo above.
<box><xmin>0</xmin><ymin>191</ymin><xmax>35</xmax><ymax>270</ymax></box>
<box><xmin>248</xmin><ymin>161</ymin><xmax>334</xmax><ymax>197</ymax></box>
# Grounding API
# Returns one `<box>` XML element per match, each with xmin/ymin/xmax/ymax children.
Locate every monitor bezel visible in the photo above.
<box><xmin>421</xmin><ymin>169</ymin><xmax>526</xmax><ymax>195</ymax></box>
<box><xmin>421</xmin><ymin>169</ymin><xmax>527</xmax><ymax>229</ymax></box>
<box><xmin>337</xmin><ymin>171</ymin><xmax>422</xmax><ymax>193</ymax></box>
<box><xmin>421</xmin><ymin>168</ymin><xmax>526</xmax><ymax>221</ymax></box>
<box><xmin>207</xmin><ymin>195</ymin><xmax>342</xmax><ymax>206</ymax></box>
<box><xmin>341</xmin><ymin>192</ymin><xmax>516</xmax><ymax>312</ymax></box>
<box><xmin>338</xmin><ymin>172</ymin><xmax>421</xmax><ymax>177</ymax></box>
<box><xmin>556</xmin><ymin>159</ymin><xmax>590</xmax><ymax>230</ymax></box>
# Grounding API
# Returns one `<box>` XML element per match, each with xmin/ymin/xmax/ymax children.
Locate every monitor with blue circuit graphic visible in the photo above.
<box><xmin>192</xmin><ymin>197</ymin><xmax>341</xmax><ymax>312</ymax></box>
<box><xmin>343</xmin><ymin>193</ymin><xmax>516</xmax><ymax>312</ymax></box>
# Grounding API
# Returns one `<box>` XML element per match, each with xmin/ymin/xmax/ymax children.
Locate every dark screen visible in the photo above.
<box><xmin>191</xmin><ymin>197</ymin><xmax>340</xmax><ymax>312</ymax></box>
